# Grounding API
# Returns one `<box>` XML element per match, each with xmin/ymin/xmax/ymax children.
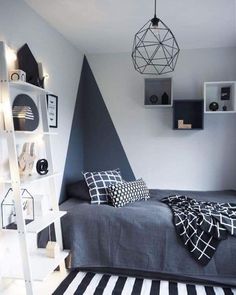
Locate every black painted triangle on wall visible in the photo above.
<box><xmin>60</xmin><ymin>56</ymin><xmax>135</xmax><ymax>203</ymax></box>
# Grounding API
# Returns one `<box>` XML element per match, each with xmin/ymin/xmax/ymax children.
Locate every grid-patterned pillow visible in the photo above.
<box><xmin>107</xmin><ymin>179</ymin><xmax>150</xmax><ymax>208</ymax></box>
<box><xmin>83</xmin><ymin>169</ymin><xmax>123</xmax><ymax>204</ymax></box>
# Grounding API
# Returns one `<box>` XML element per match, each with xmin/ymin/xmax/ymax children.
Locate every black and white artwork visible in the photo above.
<box><xmin>47</xmin><ymin>94</ymin><xmax>58</xmax><ymax>128</ymax></box>
<box><xmin>12</xmin><ymin>94</ymin><xmax>39</xmax><ymax>131</ymax></box>
<box><xmin>221</xmin><ymin>87</ymin><xmax>231</xmax><ymax>101</ymax></box>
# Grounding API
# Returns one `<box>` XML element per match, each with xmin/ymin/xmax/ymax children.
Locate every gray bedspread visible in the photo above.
<box><xmin>60</xmin><ymin>189</ymin><xmax>236</xmax><ymax>286</ymax></box>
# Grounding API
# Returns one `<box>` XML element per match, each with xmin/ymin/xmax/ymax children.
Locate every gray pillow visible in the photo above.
<box><xmin>66</xmin><ymin>180</ymin><xmax>90</xmax><ymax>201</ymax></box>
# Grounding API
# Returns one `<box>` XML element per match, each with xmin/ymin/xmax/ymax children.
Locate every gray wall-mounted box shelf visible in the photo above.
<box><xmin>145</xmin><ymin>78</ymin><xmax>173</xmax><ymax>107</ymax></box>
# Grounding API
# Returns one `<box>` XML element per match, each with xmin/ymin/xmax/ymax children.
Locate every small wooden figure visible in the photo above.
<box><xmin>18</xmin><ymin>142</ymin><xmax>36</xmax><ymax>176</ymax></box>
<box><xmin>46</xmin><ymin>241</ymin><xmax>60</xmax><ymax>259</ymax></box>
<box><xmin>178</xmin><ymin>120</ymin><xmax>192</xmax><ymax>129</ymax></box>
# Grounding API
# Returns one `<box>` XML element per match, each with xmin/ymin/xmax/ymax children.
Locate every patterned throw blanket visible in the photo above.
<box><xmin>162</xmin><ymin>195</ymin><xmax>236</xmax><ymax>265</ymax></box>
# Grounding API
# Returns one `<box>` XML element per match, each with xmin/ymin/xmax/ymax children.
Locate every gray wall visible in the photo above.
<box><xmin>87</xmin><ymin>47</ymin><xmax>236</xmax><ymax>191</ymax></box>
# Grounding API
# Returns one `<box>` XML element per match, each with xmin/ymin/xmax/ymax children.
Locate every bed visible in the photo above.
<box><xmin>59</xmin><ymin>189</ymin><xmax>236</xmax><ymax>286</ymax></box>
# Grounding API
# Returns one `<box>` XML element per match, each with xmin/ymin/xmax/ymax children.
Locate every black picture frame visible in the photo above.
<box><xmin>221</xmin><ymin>87</ymin><xmax>231</xmax><ymax>101</ymax></box>
<box><xmin>46</xmin><ymin>94</ymin><xmax>58</xmax><ymax>128</ymax></box>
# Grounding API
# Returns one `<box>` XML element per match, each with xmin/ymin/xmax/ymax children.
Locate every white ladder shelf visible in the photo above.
<box><xmin>0</xmin><ymin>41</ymin><xmax>68</xmax><ymax>295</ymax></box>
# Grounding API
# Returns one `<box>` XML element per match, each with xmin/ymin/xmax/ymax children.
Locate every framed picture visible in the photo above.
<box><xmin>46</xmin><ymin>94</ymin><xmax>58</xmax><ymax>128</ymax></box>
<box><xmin>221</xmin><ymin>87</ymin><xmax>231</xmax><ymax>101</ymax></box>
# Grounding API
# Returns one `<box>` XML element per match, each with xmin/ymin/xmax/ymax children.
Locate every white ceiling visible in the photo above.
<box><xmin>24</xmin><ymin>0</ymin><xmax>236</xmax><ymax>54</ymax></box>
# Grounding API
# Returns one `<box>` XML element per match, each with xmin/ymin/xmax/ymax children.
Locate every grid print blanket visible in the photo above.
<box><xmin>162</xmin><ymin>195</ymin><xmax>236</xmax><ymax>265</ymax></box>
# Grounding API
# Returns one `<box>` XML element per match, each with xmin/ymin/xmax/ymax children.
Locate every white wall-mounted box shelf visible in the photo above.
<box><xmin>204</xmin><ymin>81</ymin><xmax>236</xmax><ymax>113</ymax></box>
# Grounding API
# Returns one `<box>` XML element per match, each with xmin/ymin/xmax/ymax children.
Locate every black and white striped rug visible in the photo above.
<box><xmin>53</xmin><ymin>271</ymin><xmax>236</xmax><ymax>295</ymax></box>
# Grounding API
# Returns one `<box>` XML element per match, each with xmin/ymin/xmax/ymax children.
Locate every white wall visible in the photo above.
<box><xmin>88</xmin><ymin>47</ymin><xmax>236</xmax><ymax>191</ymax></box>
<box><xmin>0</xmin><ymin>0</ymin><xmax>83</xmax><ymax>282</ymax></box>
<box><xmin>0</xmin><ymin>0</ymin><xmax>83</xmax><ymax>198</ymax></box>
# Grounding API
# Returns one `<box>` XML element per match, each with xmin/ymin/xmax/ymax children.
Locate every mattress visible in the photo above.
<box><xmin>59</xmin><ymin>189</ymin><xmax>236</xmax><ymax>286</ymax></box>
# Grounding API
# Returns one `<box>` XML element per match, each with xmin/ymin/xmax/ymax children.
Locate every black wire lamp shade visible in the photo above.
<box><xmin>132</xmin><ymin>0</ymin><xmax>180</xmax><ymax>75</ymax></box>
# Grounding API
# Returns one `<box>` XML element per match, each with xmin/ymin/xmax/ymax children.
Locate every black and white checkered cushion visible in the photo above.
<box><xmin>83</xmin><ymin>169</ymin><xmax>122</xmax><ymax>204</ymax></box>
<box><xmin>108</xmin><ymin>179</ymin><xmax>150</xmax><ymax>208</ymax></box>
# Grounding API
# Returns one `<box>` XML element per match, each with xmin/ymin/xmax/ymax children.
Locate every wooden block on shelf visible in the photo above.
<box><xmin>183</xmin><ymin>124</ymin><xmax>192</xmax><ymax>129</ymax></box>
<box><xmin>178</xmin><ymin>119</ymin><xmax>192</xmax><ymax>129</ymax></box>
<box><xmin>46</xmin><ymin>241</ymin><xmax>60</xmax><ymax>259</ymax></box>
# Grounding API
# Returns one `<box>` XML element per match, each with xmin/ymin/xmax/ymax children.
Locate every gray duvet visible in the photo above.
<box><xmin>60</xmin><ymin>189</ymin><xmax>236</xmax><ymax>286</ymax></box>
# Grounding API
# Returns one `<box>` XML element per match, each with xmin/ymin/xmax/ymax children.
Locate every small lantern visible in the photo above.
<box><xmin>1</xmin><ymin>188</ymin><xmax>34</xmax><ymax>230</ymax></box>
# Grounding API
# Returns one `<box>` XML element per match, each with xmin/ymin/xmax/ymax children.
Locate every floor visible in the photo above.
<box><xmin>0</xmin><ymin>270</ymin><xmax>68</xmax><ymax>295</ymax></box>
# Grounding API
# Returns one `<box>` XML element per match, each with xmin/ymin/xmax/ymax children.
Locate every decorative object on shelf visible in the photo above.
<box><xmin>12</xmin><ymin>94</ymin><xmax>39</xmax><ymax>131</ymax></box>
<box><xmin>9</xmin><ymin>69</ymin><xmax>26</xmax><ymax>82</ymax></box>
<box><xmin>221</xmin><ymin>87</ymin><xmax>230</xmax><ymax>112</ymax></box>
<box><xmin>18</xmin><ymin>142</ymin><xmax>36</xmax><ymax>176</ymax></box>
<box><xmin>161</xmin><ymin>92</ymin><xmax>169</xmax><ymax>105</ymax></box>
<box><xmin>209</xmin><ymin>102</ymin><xmax>219</xmax><ymax>112</ymax></box>
<box><xmin>1</xmin><ymin>188</ymin><xmax>34</xmax><ymax>230</ymax></box>
<box><xmin>46</xmin><ymin>225</ymin><xmax>60</xmax><ymax>258</ymax></box>
<box><xmin>47</xmin><ymin>94</ymin><xmax>58</xmax><ymax>128</ymax></box>
<box><xmin>221</xmin><ymin>87</ymin><xmax>231</xmax><ymax>101</ymax></box>
<box><xmin>149</xmin><ymin>95</ymin><xmax>158</xmax><ymax>104</ymax></box>
<box><xmin>38</xmin><ymin>62</ymin><xmax>49</xmax><ymax>89</ymax></box>
<box><xmin>46</xmin><ymin>241</ymin><xmax>60</xmax><ymax>258</ymax></box>
<box><xmin>17</xmin><ymin>43</ymin><xmax>44</xmax><ymax>88</ymax></box>
<box><xmin>34</xmin><ymin>195</ymin><xmax>48</xmax><ymax>217</ymax></box>
<box><xmin>178</xmin><ymin>120</ymin><xmax>192</xmax><ymax>129</ymax></box>
<box><xmin>36</xmin><ymin>159</ymin><xmax>49</xmax><ymax>175</ymax></box>
<box><xmin>131</xmin><ymin>0</ymin><xmax>180</xmax><ymax>75</ymax></box>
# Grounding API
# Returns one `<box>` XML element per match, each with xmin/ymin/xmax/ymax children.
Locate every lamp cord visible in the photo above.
<box><xmin>154</xmin><ymin>0</ymin><xmax>157</xmax><ymax>17</ymax></box>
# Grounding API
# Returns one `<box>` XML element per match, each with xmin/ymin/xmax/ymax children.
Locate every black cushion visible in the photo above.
<box><xmin>66</xmin><ymin>180</ymin><xmax>90</xmax><ymax>201</ymax></box>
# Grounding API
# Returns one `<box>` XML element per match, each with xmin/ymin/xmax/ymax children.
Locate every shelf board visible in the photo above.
<box><xmin>0</xmin><ymin>172</ymin><xmax>61</xmax><ymax>184</ymax></box>
<box><xmin>9</xmin><ymin>81</ymin><xmax>47</xmax><ymax>94</ymax></box>
<box><xmin>26</xmin><ymin>211</ymin><xmax>67</xmax><ymax>234</ymax></box>
<box><xmin>145</xmin><ymin>104</ymin><xmax>173</xmax><ymax>108</ymax></box>
<box><xmin>205</xmin><ymin>111</ymin><xmax>236</xmax><ymax>114</ymax></box>
<box><xmin>2</xmin><ymin>248</ymin><xmax>69</xmax><ymax>281</ymax></box>
<box><xmin>0</xmin><ymin>130</ymin><xmax>57</xmax><ymax>136</ymax></box>
<box><xmin>20</xmin><ymin>172</ymin><xmax>61</xmax><ymax>184</ymax></box>
<box><xmin>173</xmin><ymin>128</ymin><xmax>203</xmax><ymax>130</ymax></box>
<box><xmin>0</xmin><ymin>177</ymin><xmax>11</xmax><ymax>184</ymax></box>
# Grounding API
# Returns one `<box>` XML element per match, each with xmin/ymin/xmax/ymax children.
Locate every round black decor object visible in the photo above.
<box><xmin>36</xmin><ymin>159</ymin><xmax>49</xmax><ymax>175</ymax></box>
<box><xmin>12</xmin><ymin>94</ymin><xmax>39</xmax><ymax>131</ymax></box>
<box><xmin>11</xmin><ymin>73</ymin><xmax>20</xmax><ymax>81</ymax></box>
<box><xmin>209</xmin><ymin>102</ymin><xmax>219</xmax><ymax>112</ymax></box>
<box><xmin>149</xmin><ymin>95</ymin><xmax>158</xmax><ymax>104</ymax></box>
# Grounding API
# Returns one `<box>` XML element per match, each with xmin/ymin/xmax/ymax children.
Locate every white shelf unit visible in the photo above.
<box><xmin>0</xmin><ymin>42</ymin><xmax>68</xmax><ymax>295</ymax></box>
<box><xmin>204</xmin><ymin>81</ymin><xmax>236</xmax><ymax>113</ymax></box>
<box><xmin>2</xmin><ymin>248</ymin><xmax>69</xmax><ymax>281</ymax></box>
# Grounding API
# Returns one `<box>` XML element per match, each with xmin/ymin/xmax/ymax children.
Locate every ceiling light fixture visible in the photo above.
<box><xmin>132</xmin><ymin>0</ymin><xmax>180</xmax><ymax>75</ymax></box>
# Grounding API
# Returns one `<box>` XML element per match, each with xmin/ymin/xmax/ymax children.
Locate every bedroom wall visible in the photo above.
<box><xmin>0</xmin><ymin>0</ymin><xmax>84</xmax><ymax>198</ymax></box>
<box><xmin>0</xmin><ymin>0</ymin><xmax>83</xmax><ymax>277</ymax></box>
<box><xmin>60</xmin><ymin>57</ymin><xmax>135</xmax><ymax>202</ymax></box>
<box><xmin>87</xmin><ymin>47</ymin><xmax>236</xmax><ymax>191</ymax></box>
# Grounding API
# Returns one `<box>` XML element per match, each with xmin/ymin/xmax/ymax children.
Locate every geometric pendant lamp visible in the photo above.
<box><xmin>132</xmin><ymin>0</ymin><xmax>180</xmax><ymax>75</ymax></box>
